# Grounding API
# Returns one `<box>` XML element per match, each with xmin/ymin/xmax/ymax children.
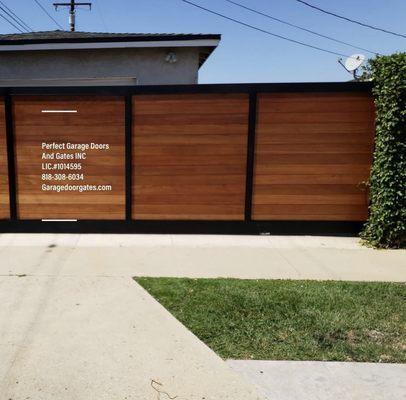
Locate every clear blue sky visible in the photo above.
<box><xmin>1</xmin><ymin>0</ymin><xmax>405</xmax><ymax>83</ymax></box>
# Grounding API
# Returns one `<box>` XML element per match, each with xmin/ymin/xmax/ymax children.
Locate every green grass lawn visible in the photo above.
<box><xmin>135</xmin><ymin>277</ymin><xmax>406</xmax><ymax>363</ymax></box>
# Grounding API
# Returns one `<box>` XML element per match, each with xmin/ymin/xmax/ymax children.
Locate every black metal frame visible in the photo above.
<box><xmin>0</xmin><ymin>220</ymin><xmax>364</xmax><ymax>235</ymax></box>
<box><xmin>125</xmin><ymin>95</ymin><xmax>133</xmax><ymax>221</ymax></box>
<box><xmin>0</xmin><ymin>81</ymin><xmax>372</xmax><ymax>97</ymax></box>
<box><xmin>244</xmin><ymin>92</ymin><xmax>258</xmax><ymax>221</ymax></box>
<box><xmin>4</xmin><ymin>92</ymin><xmax>17</xmax><ymax>220</ymax></box>
<box><xmin>0</xmin><ymin>81</ymin><xmax>373</xmax><ymax>235</ymax></box>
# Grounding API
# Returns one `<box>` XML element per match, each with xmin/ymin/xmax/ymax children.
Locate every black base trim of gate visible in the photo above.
<box><xmin>0</xmin><ymin>220</ymin><xmax>364</xmax><ymax>236</ymax></box>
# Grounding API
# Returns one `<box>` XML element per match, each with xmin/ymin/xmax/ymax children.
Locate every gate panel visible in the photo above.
<box><xmin>132</xmin><ymin>93</ymin><xmax>249</xmax><ymax>220</ymax></box>
<box><xmin>252</xmin><ymin>92</ymin><xmax>375</xmax><ymax>221</ymax></box>
<box><xmin>0</xmin><ymin>98</ymin><xmax>9</xmax><ymax>219</ymax></box>
<box><xmin>13</xmin><ymin>96</ymin><xmax>125</xmax><ymax>220</ymax></box>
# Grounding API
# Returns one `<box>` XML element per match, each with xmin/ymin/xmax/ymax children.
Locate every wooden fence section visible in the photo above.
<box><xmin>252</xmin><ymin>92</ymin><xmax>375</xmax><ymax>221</ymax></box>
<box><xmin>0</xmin><ymin>98</ymin><xmax>9</xmax><ymax>219</ymax></box>
<box><xmin>132</xmin><ymin>93</ymin><xmax>249</xmax><ymax>220</ymax></box>
<box><xmin>13</xmin><ymin>96</ymin><xmax>126</xmax><ymax>220</ymax></box>
<box><xmin>0</xmin><ymin>83</ymin><xmax>376</xmax><ymax>234</ymax></box>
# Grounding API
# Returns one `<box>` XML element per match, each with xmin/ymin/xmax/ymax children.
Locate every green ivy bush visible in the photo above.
<box><xmin>361</xmin><ymin>53</ymin><xmax>406</xmax><ymax>248</ymax></box>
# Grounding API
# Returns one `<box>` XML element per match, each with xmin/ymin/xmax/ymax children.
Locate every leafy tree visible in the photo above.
<box><xmin>361</xmin><ymin>53</ymin><xmax>406</xmax><ymax>248</ymax></box>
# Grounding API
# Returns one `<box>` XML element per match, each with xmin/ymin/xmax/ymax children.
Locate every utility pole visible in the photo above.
<box><xmin>53</xmin><ymin>0</ymin><xmax>92</xmax><ymax>31</ymax></box>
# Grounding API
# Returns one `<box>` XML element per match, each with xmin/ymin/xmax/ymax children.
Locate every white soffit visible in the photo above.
<box><xmin>0</xmin><ymin>39</ymin><xmax>220</xmax><ymax>52</ymax></box>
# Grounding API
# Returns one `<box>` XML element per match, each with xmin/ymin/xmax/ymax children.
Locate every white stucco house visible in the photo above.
<box><xmin>0</xmin><ymin>30</ymin><xmax>221</xmax><ymax>86</ymax></box>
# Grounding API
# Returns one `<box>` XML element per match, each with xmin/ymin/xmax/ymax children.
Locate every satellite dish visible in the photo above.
<box><xmin>338</xmin><ymin>54</ymin><xmax>366</xmax><ymax>80</ymax></box>
<box><xmin>345</xmin><ymin>54</ymin><xmax>365</xmax><ymax>71</ymax></box>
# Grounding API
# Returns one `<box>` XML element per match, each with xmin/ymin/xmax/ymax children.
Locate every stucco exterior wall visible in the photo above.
<box><xmin>0</xmin><ymin>47</ymin><xmax>200</xmax><ymax>85</ymax></box>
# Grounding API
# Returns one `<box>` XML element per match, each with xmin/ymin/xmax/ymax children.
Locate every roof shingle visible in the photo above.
<box><xmin>0</xmin><ymin>30</ymin><xmax>221</xmax><ymax>45</ymax></box>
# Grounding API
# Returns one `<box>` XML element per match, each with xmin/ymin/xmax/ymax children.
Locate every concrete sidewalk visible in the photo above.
<box><xmin>227</xmin><ymin>360</ymin><xmax>406</xmax><ymax>400</ymax></box>
<box><xmin>0</xmin><ymin>234</ymin><xmax>404</xmax><ymax>399</ymax></box>
<box><xmin>0</xmin><ymin>245</ymin><xmax>262</xmax><ymax>400</ymax></box>
<box><xmin>0</xmin><ymin>233</ymin><xmax>405</xmax><ymax>281</ymax></box>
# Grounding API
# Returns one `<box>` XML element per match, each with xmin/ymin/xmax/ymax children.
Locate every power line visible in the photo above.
<box><xmin>180</xmin><ymin>0</ymin><xmax>352</xmax><ymax>58</ymax></box>
<box><xmin>0</xmin><ymin>10</ymin><xmax>25</xmax><ymax>32</ymax></box>
<box><xmin>94</xmin><ymin>0</ymin><xmax>108</xmax><ymax>31</ymax></box>
<box><xmin>295</xmin><ymin>0</ymin><xmax>406</xmax><ymax>39</ymax></box>
<box><xmin>0</xmin><ymin>6</ymin><xmax>29</xmax><ymax>32</ymax></box>
<box><xmin>33</xmin><ymin>0</ymin><xmax>64</xmax><ymax>30</ymax></box>
<box><xmin>222</xmin><ymin>0</ymin><xmax>378</xmax><ymax>55</ymax></box>
<box><xmin>0</xmin><ymin>1</ymin><xmax>32</xmax><ymax>31</ymax></box>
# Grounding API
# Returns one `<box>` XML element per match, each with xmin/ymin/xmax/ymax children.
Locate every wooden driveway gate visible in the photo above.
<box><xmin>0</xmin><ymin>82</ymin><xmax>375</xmax><ymax>234</ymax></box>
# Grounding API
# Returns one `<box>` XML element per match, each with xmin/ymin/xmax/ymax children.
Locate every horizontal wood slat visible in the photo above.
<box><xmin>132</xmin><ymin>94</ymin><xmax>249</xmax><ymax>220</ymax></box>
<box><xmin>255</xmin><ymin>164</ymin><xmax>372</xmax><ymax>175</ymax></box>
<box><xmin>132</xmin><ymin>204</ymin><xmax>244</xmax><ymax>220</ymax></box>
<box><xmin>252</xmin><ymin>92</ymin><xmax>375</xmax><ymax>221</ymax></box>
<box><xmin>0</xmin><ymin>98</ymin><xmax>9</xmax><ymax>219</ymax></box>
<box><xmin>257</xmin><ymin>143</ymin><xmax>372</xmax><ymax>154</ymax></box>
<box><xmin>255</xmin><ymin>153</ymin><xmax>372</xmax><ymax>165</ymax></box>
<box><xmin>13</xmin><ymin>96</ymin><xmax>125</xmax><ymax>220</ymax></box>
